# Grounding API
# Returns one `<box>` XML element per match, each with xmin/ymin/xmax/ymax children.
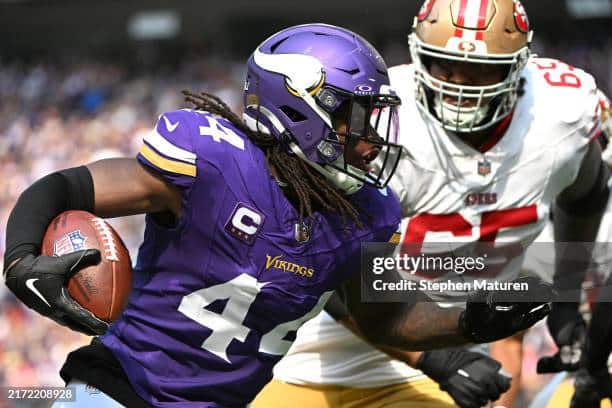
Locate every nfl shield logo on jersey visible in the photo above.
<box><xmin>53</xmin><ymin>230</ymin><xmax>87</xmax><ymax>256</ymax></box>
<box><xmin>294</xmin><ymin>222</ymin><xmax>311</xmax><ymax>243</ymax></box>
<box><xmin>477</xmin><ymin>160</ymin><xmax>492</xmax><ymax>176</ymax></box>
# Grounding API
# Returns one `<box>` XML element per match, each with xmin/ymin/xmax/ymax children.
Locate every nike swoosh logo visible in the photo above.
<box><xmin>25</xmin><ymin>278</ymin><xmax>51</xmax><ymax>307</ymax></box>
<box><xmin>163</xmin><ymin>115</ymin><xmax>179</xmax><ymax>132</ymax></box>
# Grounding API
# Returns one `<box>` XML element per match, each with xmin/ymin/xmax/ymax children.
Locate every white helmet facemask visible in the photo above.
<box><xmin>409</xmin><ymin>31</ymin><xmax>531</xmax><ymax>133</ymax></box>
<box><xmin>433</xmin><ymin>97</ymin><xmax>490</xmax><ymax>131</ymax></box>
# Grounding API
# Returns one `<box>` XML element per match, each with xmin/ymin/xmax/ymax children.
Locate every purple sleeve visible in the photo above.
<box><xmin>137</xmin><ymin>109</ymin><xmax>197</xmax><ymax>191</ymax></box>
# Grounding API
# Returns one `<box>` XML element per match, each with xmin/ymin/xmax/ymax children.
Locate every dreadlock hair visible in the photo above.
<box><xmin>182</xmin><ymin>90</ymin><xmax>362</xmax><ymax>228</ymax></box>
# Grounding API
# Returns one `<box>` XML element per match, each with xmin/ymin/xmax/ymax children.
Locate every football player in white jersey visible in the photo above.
<box><xmin>253</xmin><ymin>0</ymin><xmax>609</xmax><ymax>407</ymax></box>
<box><xmin>526</xmin><ymin>93</ymin><xmax>612</xmax><ymax>408</ymax></box>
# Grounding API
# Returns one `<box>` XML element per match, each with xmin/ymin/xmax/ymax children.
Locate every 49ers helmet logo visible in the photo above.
<box><xmin>513</xmin><ymin>0</ymin><xmax>529</xmax><ymax>33</ymax></box>
<box><xmin>418</xmin><ymin>0</ymin><xmax>436</xmax><ymax>21</ymax></box>
<box><xmin>459</xmin><ymin>41</ymin><xmax>476</xmax><ymax>52</ymax></box>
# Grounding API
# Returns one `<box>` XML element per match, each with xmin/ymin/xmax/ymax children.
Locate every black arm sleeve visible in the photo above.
<box><xmin>556</xmin><ymin>159</ymin><xmax>610</xmax><ymax>216</ymax></box>
<box><xmin>4</xmin><ymin>166</ymin><xmax>94</xmax><ymax>271</ymax></box>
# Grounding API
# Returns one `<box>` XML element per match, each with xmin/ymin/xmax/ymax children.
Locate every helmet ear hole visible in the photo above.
<box><xmin>280</xmin><ymin>106</ymin><xmax>308</xmax><ymax>123</ymax></box>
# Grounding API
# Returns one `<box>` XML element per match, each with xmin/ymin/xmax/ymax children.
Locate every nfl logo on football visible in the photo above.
<box><xmin>53</xmin><ymin>230</ymin><xmax>87</xmax><ymax>256</ymax></box>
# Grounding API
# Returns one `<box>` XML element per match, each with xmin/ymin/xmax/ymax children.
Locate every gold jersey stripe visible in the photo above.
<box><xmin>139</xmin><ymin>144</ymin><xmax>196</xmax><ymax>177</ymax></box>
<box><xmin>389</xmin><ymin>232</ymin><xmax>401</xmax><ymax>245</ymax></box>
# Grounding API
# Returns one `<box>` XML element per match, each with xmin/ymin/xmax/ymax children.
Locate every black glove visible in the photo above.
<box><xmin>459</xmin><ymin>277</ymin><xmax>553</xmax><ymax>343</ymax></box>
<box><xmin>417</xmin><ymin>349</ymin><xmax>511</xmax><ymax>408</ymax></box>
<box><xmin>4</xmin><ymin>250</ymin><xmax>108</xmax><ymax>335</ymax></box>
<box><xmin>537</xmin><ymin>302</ymin><xmax>586</xmax><ymax>374</ymax></box>
<box><xmin>570</xmin><ymin>368</ymin><xmax>612</xmax><ymax>408</ymax></box>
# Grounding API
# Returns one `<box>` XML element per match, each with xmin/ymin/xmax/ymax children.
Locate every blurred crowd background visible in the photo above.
<box><xmin>0</xmin><ymin>0</ymin><xmax>611</xmax><ymax>405</ymax></box>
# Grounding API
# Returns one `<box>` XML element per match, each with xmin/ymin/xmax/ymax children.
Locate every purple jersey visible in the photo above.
<box><xmin>101</xmin><ymin>109</ymin><xmax>400</xmax><ymax>407</ymax></box>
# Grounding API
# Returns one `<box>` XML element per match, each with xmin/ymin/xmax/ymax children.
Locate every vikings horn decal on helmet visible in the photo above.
<box><xmin>243</xmin><ymin>23</ymin><xmax>402</xmax><ymax>195</ymax></box>
<box><xmin>409</xmin><ymin>0</ymin><xmax>533</xmax><ymax>133</ymax></box>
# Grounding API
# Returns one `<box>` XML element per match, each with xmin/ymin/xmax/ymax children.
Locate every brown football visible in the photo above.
<box><xmin>41</xmin><ymin>210</ymin><xmax>132</xmax><ymax>322</ymax></box>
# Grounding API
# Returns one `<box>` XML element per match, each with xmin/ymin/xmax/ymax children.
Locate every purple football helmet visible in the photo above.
<box><xmin>243</xmin><ymin>23</ymin><xmax>402</xmax><ymax>194</ymax></box>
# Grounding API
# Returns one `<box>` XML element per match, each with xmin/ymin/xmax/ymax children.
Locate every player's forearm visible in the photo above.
<box><xmin>351</xmin><ymin>301</ymin><xmax>468</xmax><ymax>351</ymax></box>
<box><xmin>343</xmin><ymin>267</ymin><xmax>470</xmax><ymax>350</ymax></box>
<box><xmin>4</xmin><ymin>159</ymin><xmax>181</xmax><ymax>275</ymax></box>
<box><xmin>338</xmin><ymin>316</ymin><xmax>423</xmax><ymax>365</ymax></box>
<box><xmin>385</xmin><ymin>302</ymin><xmax>468</xmax><ymax>350</ymax></box>
<box><xmin>552</xmin><ymin>202</ymin><xmax>606</xmax><ymax>302</ymax></box>
<box><xmin>553</xmin><ymin>144</ymin><xmax>609</xmax><ymax>301</ymax></box>
<box><xmin>4</xmin><ymin>167</ymin><xmax>95</xmax><ymax>271</ymax></box>
<box><xmin>346</xmin><ymin>272</ymin><xmax>550</xmax><ymax>351</ymax></box>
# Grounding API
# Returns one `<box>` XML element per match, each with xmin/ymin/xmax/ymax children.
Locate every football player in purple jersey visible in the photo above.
<box><xmin>4</xmin><ymin>24</ymin><xmax>550</xmax><ymax>407</ymax></box>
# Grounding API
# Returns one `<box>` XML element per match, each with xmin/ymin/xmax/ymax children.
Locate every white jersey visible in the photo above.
<box><xmin>273</xmin><ymin>58</ymin><xmax>602</xmax><ymax>388</ymax></box>
<box><xmin>391</xmin><ymin>60</ymin><xmax>599</xmax><ymax>282</ymax></box>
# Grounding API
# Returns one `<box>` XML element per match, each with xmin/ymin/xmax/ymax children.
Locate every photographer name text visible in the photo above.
<box><xmin>372</xmin><ymin>279</ymin><xmax>529</xmax><ymax>293</ymax></box>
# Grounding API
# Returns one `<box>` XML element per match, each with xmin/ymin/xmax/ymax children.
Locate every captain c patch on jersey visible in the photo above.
<box><xmin>225</xmin><ymin>203</ymin><xmax>265</xmax><ymax>245</ymax></box>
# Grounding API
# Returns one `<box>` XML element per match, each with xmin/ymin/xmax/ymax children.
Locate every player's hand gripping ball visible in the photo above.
<box><xmin>41</xmin><ymin>211</ymin><xmax>132</xmax><ymax>323</ymax></box>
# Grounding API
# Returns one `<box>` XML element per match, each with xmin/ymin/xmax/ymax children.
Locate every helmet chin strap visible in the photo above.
<box><xmin>288</xmin><ymin>142</ymin><xmax>365</xmax><ymax>195</ymax></box>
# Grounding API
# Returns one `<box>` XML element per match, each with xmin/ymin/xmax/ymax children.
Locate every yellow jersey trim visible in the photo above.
<box><xmin>139</xmin><ymin>144</ymin><xmax>197</xmax><ymax>177</ymax></box>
